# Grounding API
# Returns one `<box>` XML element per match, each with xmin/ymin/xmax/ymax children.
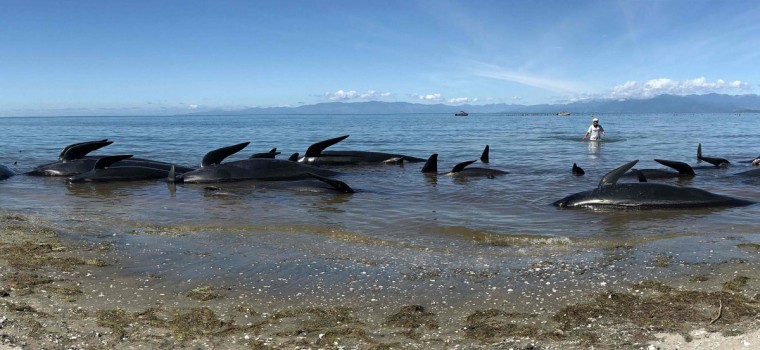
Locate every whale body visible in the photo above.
<box><xmin>173</xmin><ymin>142</ymin><xmax>340</xmax><ymax>183</ymax></box>
<box><xmin>554</xmin><ymin>160</ymin><xmax>754</xmax><ymax>209</ymax></box>
<box><xmin>298</xmin><ymin>135</ymin><xmax>425</xmax><ymax>165</ymax></box>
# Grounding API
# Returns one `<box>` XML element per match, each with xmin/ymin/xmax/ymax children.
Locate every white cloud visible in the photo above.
<box><xmin>411</xmin><ymin>93</ymin><xmax>444</xmax><ymax>102</ymax></box>
<box><xmin>324</xmin><ymin>89</ymin><xmax>392</xmax><ymax>101</ymax></box>
<box><xmin>448</xmin><ymin>97</ymin><xmax>476</xmax><ymax>104</ymax></box>
<box><xmin>610</xmin><ymin>77</ymin><xmax>752</xmax><ymax>99</ymax></box>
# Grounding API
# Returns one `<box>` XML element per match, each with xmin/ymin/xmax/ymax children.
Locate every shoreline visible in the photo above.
<box><xmin>2</xmin><ymin>211</ymin><xmax>760</xmax><ymax>349</ymax></box>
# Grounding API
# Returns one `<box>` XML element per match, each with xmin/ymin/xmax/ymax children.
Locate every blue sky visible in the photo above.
<box><xmin>1</xmin><ymin>0</ymin><xmax>758</xmax><ymax>116</ymax></box>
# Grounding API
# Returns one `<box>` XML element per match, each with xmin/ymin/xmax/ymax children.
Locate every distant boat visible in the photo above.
<box><xmin>556</xmin><ymin>111</ymin><xmax>571</xmax><ymax>116</ymax></box>
<box><xmin>455</xmin><ymin>111</ymin><xmax>469</xmax><ymax>116</ymax></box>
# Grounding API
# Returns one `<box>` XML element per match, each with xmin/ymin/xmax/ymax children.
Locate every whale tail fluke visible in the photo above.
<box><xmin>167</xmin><ymin>165</ymin><xmax>184</xmax><ymax>183</ymax></box>
<box><xmin>697</xmin><ymin>143</ymin><xmax>702</xmax><ymax>163</ymax></box>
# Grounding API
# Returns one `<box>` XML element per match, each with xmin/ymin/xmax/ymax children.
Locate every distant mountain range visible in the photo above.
<box><xmin>190</xmin><ymin>93</ymin><xmax>760</xmax><ymax>115</ymax></box>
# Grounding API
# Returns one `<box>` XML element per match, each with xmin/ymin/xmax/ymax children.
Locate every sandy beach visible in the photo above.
<box><xmin>1</xmin><ymin>211</ymin><xmax>759</xmax><ymax>349</ymax></box>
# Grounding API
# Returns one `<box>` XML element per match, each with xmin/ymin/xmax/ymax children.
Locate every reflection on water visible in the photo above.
<box><xmin>586</xmin><ymin>140</ymin><xmax>602</xmax><ymax>158</ymax></box>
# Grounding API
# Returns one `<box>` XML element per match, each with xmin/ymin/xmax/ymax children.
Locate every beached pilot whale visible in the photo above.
<box><xmin>697</xmin><ymin>143</ymin><xmax>730</xmax><ymax>168</ymax></box>
<box><xmin>553</xmin><ymin>160</ymin><xmax>755</xmax><ymax>209</ymax></box>
<box><xmin>0</xmin><ymin>164</ymin><xmax>15</xmax><ymax>180</ymax></box>
<box><xmin>622</xmin><ymin>159</ymin><xmax>696</xmax><ymax>180</ymax></box>
<box><xmin>421</xmin><ymin>153</ymin><xmax>509</xmax><ymax>178</ymax></box>
<box><xmin>26</xmin><ymin>139</ymin><xmax>195</xmax><ymax>176</ymax></box>
<box><xmin>298</xmin><ymin>135</ymin><xmax>426</xmax><ymax>166</ymax></box>
<box><xmin>66</xmin><ymin>155</ymin><xmax>173</xmax><ymax>183</ymax></box>
<box><xmin>170</xmin><ymin>142</ymin><xmax>340</xmax><ymax>183</ymax></box>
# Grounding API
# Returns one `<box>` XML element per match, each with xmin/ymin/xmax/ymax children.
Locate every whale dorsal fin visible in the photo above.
<box><xmin>304</xmin><ymin>135</ymin><xmax>349</xmax><ymax>157</ymax></box>
<box><xmin>480</xmin><ymin>145</ymin><xmax>490</xmax><ymax>163</ymax></box>
<box><xmin>94</xmin><ymin>155</ymin><xmax>133</xmax><ymax>169</ymax></box>
<box><xmin>201</xmin><ymin>142</ymin><xmax>250</xmax><ymax>168</ymax></box>
<box><xmin>572</xmin><ymin>162</ymin><xmax>585</xmax><ymax>175</ymax></box>
<box><xmin>307</xmin><ymin>173</ymin><xmax>354</xmax><ymax>193</ymax></box>
<box><xmin>599</xmin><ymin>160</ymin><xmax>639</xmax><ymax>188</ymax></box>
<box><xmin>288</xmin><ymin>153</ymin><xmax>299</xmax><ymax>162</ymax></box>
<box><xmin>654</xmin><ymin>159</ymin><xmax>695</xmax><ymax>175</ymax></box>
<box><xmin>451</xmin><ymin>160</ymin><xmax>477</xmax><ymax>173</ymax></box>
<box><xmin>60</xmin><ymin>140</ymin><xmax>113</xmax><ymax>161</ymax></box>
<box><xmin>421</xmin><ymin>153</ymin><xmax>438</xmax><ymax>173</ymax></box>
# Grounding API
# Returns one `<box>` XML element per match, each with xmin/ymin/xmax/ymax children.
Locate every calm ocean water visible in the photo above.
<box><xmin>1</xmin><ymin>113</ymin><xmax>760</xmax><ymax>295</ymax></box>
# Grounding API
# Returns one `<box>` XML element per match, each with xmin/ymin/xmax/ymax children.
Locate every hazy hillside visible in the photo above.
<box><xmin>189</xmin><ymin>93</ymin><xmax>760</xmax><ymax>115</ymax></box>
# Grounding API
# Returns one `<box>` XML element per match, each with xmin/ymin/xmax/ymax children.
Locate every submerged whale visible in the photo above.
<box><xmin>0</xmin><ymin>164</ymin><xmax>15</xmax><ymax>180</ymax></box>
<box><xmin>172</xmin><ymin>142</ymin><xmax>340</xmax><ymax>183</ymax></box>
<box><xmin>298</xmin><ymin>135</ymin><xmax>426</xmax><ymax>166</ymax></box>
<box><xmin>27</xmin><ymin>139</ymin><xmax>195</xmax><ymax>176</ymax></box>
<box><xmin>553</xmin><ymin>160</ymin><xmax>755</xmax><ymax>209</ymax></box>
<box><xmin>421</xmin><ymin>153</ymin><xmax>509</xmax><ymax>178</ymax></box>
<box><xmin>66</xmin><ymin>155</ymin><xmax>172</xmax><ymax>183</ymax></box>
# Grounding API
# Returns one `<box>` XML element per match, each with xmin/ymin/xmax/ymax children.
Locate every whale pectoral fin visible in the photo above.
<box><xmin>452</xmin><ymin>160</ymin><xmax>477</xmax><ymax>173</ymax></box>
<box><xmin>304</xmin><ymin>135</ymin><xmax>349</xmax><ymax>157</ymax></box>
<box><xmin>382</xmin><ymin>157</ymin><xmax>404</xmax><ymax>165</ymax></box>
<box><xmin>307</xmin><ymin>173</ymin><xmax>354</xmax><ymax>193</ymax></box>
<box><xmin>94</xmin><ymin>155</ymin><xmax>133</xmax><ymax>169</ymax></box>
<box><xmin>288</xmin><ymin>153</ymin><xmax>300</xmax><ymax>162</ymax></box>
<box><xmin>421</xmin><ymin>153</ymin><xmax>438</xmax><ymax>173</ymax></box>
<box><xmin>201</xmin><ymin>142</ymin><xmax>250</xmax><ymax>167</ymax></box>
<box><xmin>60</xmin><ymin>140</ymin><xmax>113</xmax><ymax>161</ymax></box>
<box><xmin>599</xmin><ymin>160</ymin><xmax>639</xmax><ymax>188</ymax></box>
<box><xmin>480</xmin><ymin>145</ymin><xmax>490</xmax><ymax>163</ymax></box>
<box><xmin>654</xmin><ymin>159</ymin><xmax>695</xmax><ymax>175</ymax></box>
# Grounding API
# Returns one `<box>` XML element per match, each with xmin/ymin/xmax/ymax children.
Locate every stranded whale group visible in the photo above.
<box><xmin>1</xmin><ymin>137</ymin><xmax>758</xmax><ymax>209</ymax></box>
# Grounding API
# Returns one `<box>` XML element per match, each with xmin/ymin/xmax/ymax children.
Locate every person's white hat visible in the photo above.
<box><xmin>592</xmin><ymin>118</ymin><xmax>599</xmax><ymax>122</ymax></box>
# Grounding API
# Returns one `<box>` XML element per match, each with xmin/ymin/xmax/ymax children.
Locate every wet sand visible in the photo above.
<box><xmin>2</xmin><ymin>211</ymin><xmax>760</xmax><ymax>349</ymax></box>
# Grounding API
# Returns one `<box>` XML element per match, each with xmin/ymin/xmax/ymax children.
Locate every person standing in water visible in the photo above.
<box><xmin>582</xmin><ymin>117</ymin><xmax>606</xmax><ymax>141</ymax></box>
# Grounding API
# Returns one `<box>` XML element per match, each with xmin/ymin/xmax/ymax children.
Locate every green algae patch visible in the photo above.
<box><xmin>551</xmin><ymin>288</ymin><xmax>759</xmax><ymax>345</ymax></box>
<box><xmin>0</xmin><ymin>241</ymin><xmax>108</xmax><ymax>271</ymax></box>
<box><xmin>383</xmin><ymin>305</ymin><xmax>439</xmax><ymax>330</ymax></box>
<box><xmin>186</xmin><ymin>285</ymin><xmax>221</xmax><ymax>301</ymax></box>
<box><xmin>723</xmin><ymin>276</ymin><xmax>750</xmax><ymax>291</ymax></box>
<box><xmin>463</xmin><ymin>309</ymin><xmax>540</xmax><ymax>342</ymax></box>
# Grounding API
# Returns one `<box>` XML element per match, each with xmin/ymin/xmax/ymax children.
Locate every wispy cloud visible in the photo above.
<box><xmin>610</xmin><ymin>77</ymin><xmax>752</xmax><ymax>99</ymax></box>
<box><xmin>472</xmin><ymin>63</ymin><xmax>582</xmax><ymax>94</ymax></box>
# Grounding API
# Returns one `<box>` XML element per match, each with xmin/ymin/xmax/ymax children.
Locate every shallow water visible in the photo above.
<box><xmin>2</xmin><ymin>113</ymin><xmax>760</xmax><ymax>299</ymax></box>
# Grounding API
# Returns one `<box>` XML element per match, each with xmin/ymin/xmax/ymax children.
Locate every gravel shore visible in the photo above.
<box><xmin>2</xmin><ymin>211</ymin><xmax>760</xmax><ymax>349</ymax></box>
